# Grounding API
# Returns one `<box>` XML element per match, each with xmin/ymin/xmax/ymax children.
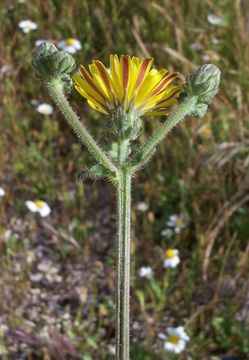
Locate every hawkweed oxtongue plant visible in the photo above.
<box><xmin>32</xmin><ymin>42</ymin><xmax>220</xmax><ymax>360</ymax></box>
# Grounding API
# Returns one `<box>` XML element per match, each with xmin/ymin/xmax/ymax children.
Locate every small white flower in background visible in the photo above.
<box><xmin>35</xmin><ymin>39</ymin><xmax>46</xmax><ymax>47</ymax></box>
<box><xmin>136</xmin><ymin>202</ymin><xmax>149</xmax><ymax>212</ymax></box>
<box><xmin>18</xmin><ymin>20</ymin><xmax>38</xmax><ymax>33</ymax></box>
<box><xmin>30</xmin><ymin>99</ymin><xmax>39</xmax><ymax>106</ymax></box>
<box><xmin>207</xmin><ymin>14</ymin><xmax>223</xmax><ymax>26</ymax></box>
<box><xmin>107</xmin><ymin>345</ymin><xmax>116</xmax><ymax>355</ymax></box>
<box><xmin>37</xmin><ymin>103</ymin><xmax>54</xmax><ymax>115</ymax></box>
<box><xmin>161</xmin><ymin>228</ymin><xmax>173</xmax><ymax>238</ymax></box>
<box><xmin>0</xmin><ymin>65</ymin><xmax>12</xmax><ymax>74</ymax></box>
<box><xmin>27</xmin><ymin>250</ymin><xmax>36</xmax><ymax>264</ymax></box>
<box><xmin>202</xmin><ymin>54</ymin><xmax>211</xmax><ymax>62</ymax></box>
<box><xmin>138</xmin><ymin>266</ymin><xmax>153</xmax><ymax>279</ymax></box>
<box><xmin>160</xmin><ymin>326</ymin><xmax>190</xmax><ymax>354</ymax></box>
<box><xmin>166</xmin><ymin>214</ymin><xmax>186</xmax><ymax>233</ymax></box>
<box><xmin>57</xmin><ymin>38</ymin><xmax>82</xmax><ymax>54</ymax></box>
<box><xmin>212</xmin><ymin>37</ymin><xmax>221</xmax><ymax>45</ymax></box>
<box><xmin>0</xmin><ymin>324</ymin><xmax>8</xmax><ymax>337</ymax></box>
<box><xmin>190</xmin><ymin>42</ymin><xmax>203</xmax><ymax>51</ymax></box>
<box><xmin>0</xmin><ymin>187</ymin><xmax>5</xmax><ymax>197</ymax></box>
<box><xmin>163</xmin><ymin>249</ymin><xmax>180</xmax><ymax>268</ymax></box>
<box><xmin>25</xmin><ymin>200</ymin><xmax>51</xmax><ymax>217</ymax></box>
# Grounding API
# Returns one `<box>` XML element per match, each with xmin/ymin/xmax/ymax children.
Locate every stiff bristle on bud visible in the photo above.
<box><xmin>72</xmin><ymin>55</ymin><xmax>183</xmax><ymax>118</ymax></box>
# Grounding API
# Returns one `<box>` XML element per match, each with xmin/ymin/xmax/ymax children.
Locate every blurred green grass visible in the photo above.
<box><xmin>0</xmin><ymin>0</ymin><xmax>249</xmax><ymax>359</ymax></box>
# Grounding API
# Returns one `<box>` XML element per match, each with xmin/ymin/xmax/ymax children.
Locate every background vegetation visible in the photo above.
<box><xmin>0</xmin><ymin>0</ymin><xmax>249</xmax><ymax>359</ymax></box>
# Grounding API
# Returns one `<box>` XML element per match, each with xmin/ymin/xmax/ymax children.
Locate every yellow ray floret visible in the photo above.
<box><xmin>72</xmin><ymin>55</ymin><xmax>183</xmax><ymax>117</ymax></box>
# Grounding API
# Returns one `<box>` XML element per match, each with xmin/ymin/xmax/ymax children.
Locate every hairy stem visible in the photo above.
<box><xmin>46</xmin><ymin>80</ymin><xmax>117</xmax><ymax>173</ymax></box>
<box><xmin>118</xmin><ymin>139</ymin><xmax>130</xmax><ymax>164</ymax></box>
<box><xmin>137</xmin><ymin>95</ymin><xmax>198</xmax><ymax>162</ymax></box>
<box><xmin>116</xmin><ymin>168</ymin><xmax>131</xmax><ymax>360</ymax></box>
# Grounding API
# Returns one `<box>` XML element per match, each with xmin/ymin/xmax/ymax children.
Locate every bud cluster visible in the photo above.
<box><xmin>186</xmin><ymin>64</ymin><xmax>221</xmax><ymax>117</ymax></box>
<box><xmin>32</xmin><ymin>41</ymin><xmax>76</xmax><ymax>92</ymax></box>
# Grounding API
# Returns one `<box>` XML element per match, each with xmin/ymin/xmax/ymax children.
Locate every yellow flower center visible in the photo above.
<box><xmin>175</xmin><ymin>218</ymin><xmax>184</xmax><ymax>227</ymax></box>
<box><xmin>24</xmin><ymin>22</ymin><xmax>33</xmax><ymax>30</ymax></box>
<box><xmin>66</xmin><ymin>38</ymin><xmax>75</xmax><ymax>46</ymax></box>
<box><xmin>168</xmin><ymin>334</ymin><xmax>180</xmax><ymax>345</ymax></box>
<box><xmin>165</xmin><ymin>249</ymin><xmax>177</xmax><ymax>259</ymax></box>
<box><xmin>35</xmin><ymin>200</ymin><xmax>44</xmax><ymax>208</ymax></box>
<box><xmin>0</xmin><ymin>328</ymin><xmax>4</xmax><ymax>337</ymax></box>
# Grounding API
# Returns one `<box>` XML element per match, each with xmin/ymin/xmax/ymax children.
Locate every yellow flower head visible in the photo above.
<box><xmin>35</xmin><ymin>200</ymin><xmax>44</xmax><ymax>208</ymax></box>
<box><xmin>66</xmin><ymin>38</ymin><xmax>76</xmax><ymax>46</ymax></box>
<box><xmin>73</xmin><ymin>55</ymin><xmax>182</xmax><ymax>117</ymax></box>
<box><xmin>165</xmin><ymin>249</ymin><xmax>178</xmax><ymax>259</ymax></box>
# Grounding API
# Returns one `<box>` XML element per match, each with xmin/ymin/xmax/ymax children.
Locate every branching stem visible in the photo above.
<box><xmin>46</xmin><ymin>79</ymin><xmax>117</xmax><ymax>173</ymax></box>
<box><xmin>137</xmin><ymin>95</ymin><xmax>198</xmax><ymax>162</ymax></box>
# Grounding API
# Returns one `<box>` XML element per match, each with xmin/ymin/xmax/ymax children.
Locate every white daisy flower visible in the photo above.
<box><xmin>212</xmin><ymin>37</ymin><xmax>221</xmax><ymax>45</ymax></box>
<box><xmin>161</xmin><ymin>228</ymin><xmax>173</xmax><ymax>238</ymax></box>
<box><xmin>0</xmin><ymin>65</ymin><xmax>12</xmax><ymax>74</ymax></box>
<box><xmin>166</xmin><ymin>214</ymin><xmax>186</xmax><ymax>233</ymax></box>
<box><xmin>136</xmin><ymin>202</ymin><xmax>149</xmax><ymax>212</ymax></box>
<box><xmin>0</xmin><ymin>187</ymin><xmax>5</xmax><ymax>197</ymax></box>
<box><xmin>57</xmin><ymin>38</ymin><xmax>82</xmax><ymax>54</ymax></box>
<box><xmin>25</xmin><ymin>200</ymin><xmax>51</xmax><ymax>217</ymax></box>
<box><xmin>163</xmin><ymin>249</ymin><xmax>180</xmax><ymax>268</ymax></box>
<box><xmin>207</xmin><ymin>14</ymin><xmax>223</xmax><ymax>26</ymax></box>
<box><xmin>18</xmin><ymin>20</ymin><xmax>38</xmax><ymax>34</ymax></box>
<box><xmin>138</xmin><ymin>266</ymin><xmax>153</xmax><ymax>279</ymax></box>
<box><xmin>37</xmin><ymin>103</ymin><xmax>54</xmax><ymax>115</ymax></box>
<box><xmin>190</xmin><ymin>42</ymin><xmax>203</xmax><ymax>51</ymax></box>
<box><xmin>202</xmin><ymin>54</ymin><xmax>211</xmax><ymax>62</ymax></box>
<box><xmin>163</xmin><ymin>326</ymin><xmax>190</xmax><ymax>354</ymax></box>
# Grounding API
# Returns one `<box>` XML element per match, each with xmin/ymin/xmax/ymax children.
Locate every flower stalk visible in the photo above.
<box><xmin>46</xmin><ymin>79</ymin><xmax>117</xmax><ymax>174</ymax></box>
<box><xmin>134</xmin><ymin>95</ymin><xmax>198</xmax><ymax>166</ymax></box>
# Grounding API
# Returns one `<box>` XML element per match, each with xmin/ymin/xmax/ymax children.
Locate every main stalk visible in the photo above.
<box><xmin>116</xmin><ymin>168</ymin><xmax>131</xmax><ymax>360</ymax></box>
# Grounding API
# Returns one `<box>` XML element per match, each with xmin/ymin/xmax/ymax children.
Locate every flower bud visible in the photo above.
<box><xmin>32</xmin><ymin>41</ymin><xmax>76</xmax><ymax>91</ymax></box>
<box><xmin>186</xmin><ymin>64</ymin><xmax>220</xmax><ymax>117</ymax></box>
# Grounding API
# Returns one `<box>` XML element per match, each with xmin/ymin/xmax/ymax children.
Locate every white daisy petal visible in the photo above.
<box><xmin>57</xmin><ymin>40</ymin><xmax>67</xmax><ymax>49</ymax></box>
<box><xmin>25</xmin><ymin>200</ymin><xmax>38</xmax><ymax>213</ymax></box>
<box><xmin>207</xmin><ymin>14</ymin><xmax>223</xmax><ymax>26</ymax></box>
<box><xmin>64</xmin><ymin>46</ymin><xmax>77</xmax><ymax>54</ymax></box>
<box><xmin>37</xmin><ymin>103</ymin><xmax>54</xmax><ymax>115</ymax></box>
<box><xmin>138</xmin><ymin>266</ymin><xmax>153</xmax><ymax>279</ymax></box>
<box><xmin>39</xmin><ymin>203</ymin><xmax>51</xmax><ymax>217</ymax></box>
<box><xmin>169</xmin><ymin>214</ymin><xmax>178</xmax><ymax>222</ymax></box>
<box><xmin>136</xmin><ymin>202</ymin><xmax>149</xmax><ymax>212</ymax></box>
<box><xmin>0</xmin><ymin>187</ymin><xmax>5</xmax><ymax>197</ymax></box>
